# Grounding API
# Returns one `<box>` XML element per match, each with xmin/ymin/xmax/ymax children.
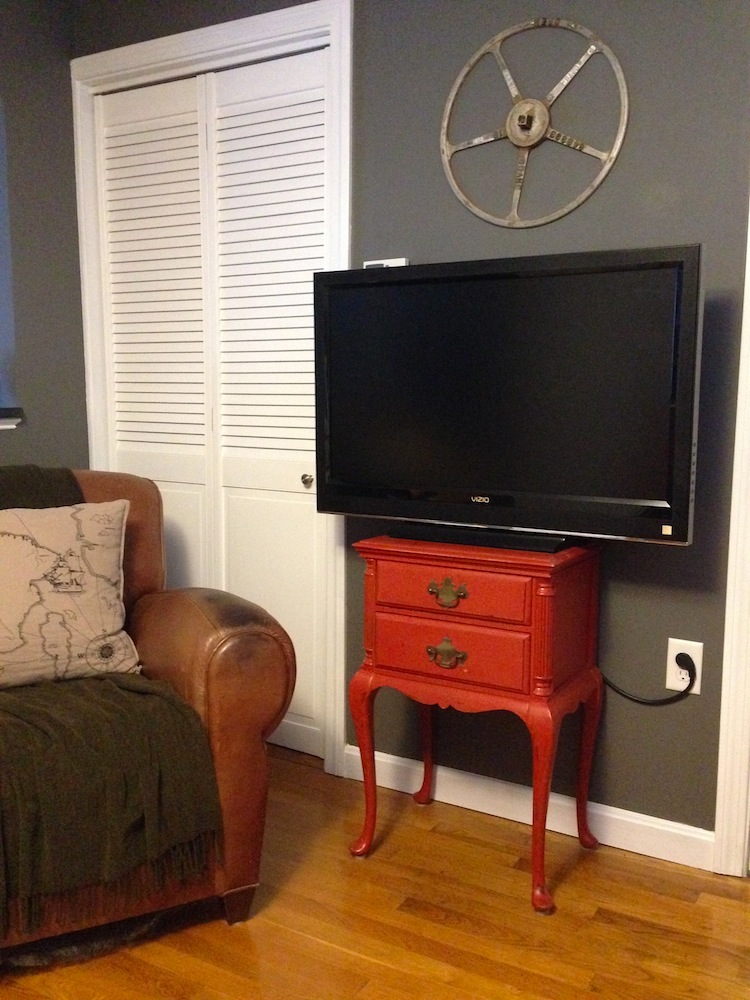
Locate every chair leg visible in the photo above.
<box><xmin>220</xmin><ymin>885</ymin><xmax>257</xmax><ymax>924</ymax></box>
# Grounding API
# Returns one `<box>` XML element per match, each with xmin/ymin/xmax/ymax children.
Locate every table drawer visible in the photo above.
<box><xmin>373</xmin><ymin>612</ymin><xmax>530</xmax><ymax>693</ymax></box>
<box><xmin>375</xmin><ymin>560</ymin><xmax>531</xmax><ymax>624</ymax></box>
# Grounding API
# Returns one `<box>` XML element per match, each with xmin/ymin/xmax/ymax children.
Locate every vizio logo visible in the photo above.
<box><xmin>471</xmin><ymin>496</ymin><xmax>490</xmax><ymax>503</ymax></box>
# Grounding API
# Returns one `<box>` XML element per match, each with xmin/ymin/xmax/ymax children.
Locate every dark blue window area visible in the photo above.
<box><xmin>0</xmin><ymin>97</ymin><xmax>21</xmax><ymax>426</ymax></box>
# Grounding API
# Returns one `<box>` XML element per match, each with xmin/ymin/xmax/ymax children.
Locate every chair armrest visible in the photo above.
<box><xmin>129</xmin><ymin>587</ymin><xmax>296</xmax><ymax>738</ymax></box>
<box><xmin>128</xmin><ymin>587</ymin><xmax>296</xmax><ymax>896</ymax></box>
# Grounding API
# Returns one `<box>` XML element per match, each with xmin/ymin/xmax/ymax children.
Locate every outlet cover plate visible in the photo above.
<box><xmin>666</xmin><ymin>637</ymin><xmax>703</xmax><ymax>695</ymax></box>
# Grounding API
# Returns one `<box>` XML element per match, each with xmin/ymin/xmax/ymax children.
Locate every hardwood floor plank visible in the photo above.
<box><xmin>136</xmin><ymin>931</ymin><xmax>370</xmax><ymax>1000</ymax></box>
<box><xmin>259</xmin><ymin>887</ymin><xmax>596</xmax><ymax>999</ymax></box>
<box><xmin>0</xmin><ymin>977</ymin><xmax>112</xmax><ymax>1000</ymax></box>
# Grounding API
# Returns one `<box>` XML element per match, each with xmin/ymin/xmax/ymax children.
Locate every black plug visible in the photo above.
<box><xmin>674</xmin><ymin>652</ymin><xmax>697</xmax><ymax>693</ymax></box>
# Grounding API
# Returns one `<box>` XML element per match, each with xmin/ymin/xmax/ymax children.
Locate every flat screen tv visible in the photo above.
<box><xmin>313</xmin><ymin>245</ymin><xmax>702</xmax><ymax>547</ymax></box>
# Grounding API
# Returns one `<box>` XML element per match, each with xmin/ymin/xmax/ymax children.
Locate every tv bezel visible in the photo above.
<box><xmin>313</xmin><ymin>245</ymin><xmax>702</xmax><ymax>546</ymax></box>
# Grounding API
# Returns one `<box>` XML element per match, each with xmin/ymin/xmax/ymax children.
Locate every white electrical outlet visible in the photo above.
<box><xmin>665</xmin><ymin>637</ymin><xmax>703</xmax><ymax>694</ymax></box>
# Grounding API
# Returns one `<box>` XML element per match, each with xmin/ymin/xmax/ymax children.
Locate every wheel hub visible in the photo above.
<box><xmin>506</xmin><ymin>98</ymin><xmax>549</xmax><ymax>149</ymax></box>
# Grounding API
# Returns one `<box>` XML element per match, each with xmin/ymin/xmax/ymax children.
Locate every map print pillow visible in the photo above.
<box><xmin>0</xmin><ymin>500</ymin><xmax>140</xmax><ymax>688</ymax></box>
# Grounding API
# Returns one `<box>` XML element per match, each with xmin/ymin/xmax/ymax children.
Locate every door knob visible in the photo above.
<box><xmin>301</xmin><ymin>473</ymin><xmax>314</xmax><ymax>488</ymax></box>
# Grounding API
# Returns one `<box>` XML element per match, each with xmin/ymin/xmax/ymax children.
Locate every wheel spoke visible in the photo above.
<box><xmin>546</xmin><ymin>44</ymin><xmax>598</xmax><ymax>104</ymax></box>
<box><xmin>508</xmin><ymin>147</ymin><xmax>530</xmax><ymax>223</ymax></box>
<box><xmin>491</xmin><ymin>43</ymin><xmax>523</xmax><ymax>101</ymax></box>
<box><xmin>448</xmin><ymin>127</ymin><xmax>508</xmax><ymax>156</ymax></box>
<box><xmin>545</xmin><ymin>127</ymin><xmax>608</xmax><ymax>161</ymax></box>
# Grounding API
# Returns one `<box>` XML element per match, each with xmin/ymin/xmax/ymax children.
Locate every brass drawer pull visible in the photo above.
<box><xmin>426</xmin><ymin>637</ymin><xmax>467</xmax><ymax>670</ymax></box>
<box><xmin>427</xmin><ymin>577</ymin><xmax>468</xmax><ymax>608</ymax></box>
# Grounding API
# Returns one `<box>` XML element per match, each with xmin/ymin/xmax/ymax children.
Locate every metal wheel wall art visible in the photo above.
<box><xmin>440</xmin><ymin>18</ymin><xmax>629</xmax><ymax>228</ymax></box>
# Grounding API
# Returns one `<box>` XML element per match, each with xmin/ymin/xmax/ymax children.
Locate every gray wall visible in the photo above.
<box><xmin>63</xmin><ymin>0</ymin><xmax>750</xmax><ymax>830</ymax></box>
<box><xmin>70</xmin><ymin>0</ymin><xmax>307</xmax><ymax>54</ymax></box>
<box><xmin>0</xmin><ymin>0</ymin><xmax>87</xmax><ymax>468</ymax></box>
<box><xmin>345</xmin><ymin>0</ymin><xmax>750</xmax><ymax>833</ymax></box>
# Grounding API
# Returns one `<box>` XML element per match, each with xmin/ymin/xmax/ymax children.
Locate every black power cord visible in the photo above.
<box><xmin>603</xmin><ymin>652</ymin><xmax>697</xmax><ymax>706</ymax></box>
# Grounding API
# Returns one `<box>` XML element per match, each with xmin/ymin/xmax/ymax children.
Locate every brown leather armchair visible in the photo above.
<box><xmin>0</xmin><ymin>470</ymin><xmax>296</xmax><ymax>947</ymax></box>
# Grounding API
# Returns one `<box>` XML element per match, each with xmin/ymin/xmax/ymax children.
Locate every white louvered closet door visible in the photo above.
<box><xmin>99</xmin><ymin>78</ymin><xmax>213</xmax><ymax>588</ymax></box>
<box><xmin>210</xmin><ymin>51</ymin><xmax>328</xmax><ymax>755</ymax></box>
<box><xmin>96</xmin><ymin>49</ymin><xmax>332</xmax><ymax>756</ymax></box>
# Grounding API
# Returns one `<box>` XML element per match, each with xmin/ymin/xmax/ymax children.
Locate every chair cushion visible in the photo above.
<box><xmin>0</xmin><ymin>500</ymin><xmax>140</xmax><ymax>687</ymax></box>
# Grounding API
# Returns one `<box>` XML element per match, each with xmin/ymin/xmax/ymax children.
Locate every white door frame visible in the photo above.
<box><xmin>71</xmin><ymin>0</ymin><xmax>352</xmax><ymax>774</ymax></box>
<box><xmin>713</xmin><ymin>202</ymin><xmax>750</xmax><ymax>875</ymax></box>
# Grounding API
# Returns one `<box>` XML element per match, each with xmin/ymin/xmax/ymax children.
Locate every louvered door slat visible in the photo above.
<box><xmin>222</xmin><ymin>183</ymin><xmax>323</xmax><ymax>212</ymax></box>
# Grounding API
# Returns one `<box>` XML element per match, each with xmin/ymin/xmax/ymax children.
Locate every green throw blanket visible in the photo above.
<box><xmin>0</xmin><ymin>465</ymin><xmax>84</xmax><ymax>509</ymax></box>
<box><xmin>0</xmin><ymin>674</ymin><xmax>223</xmax><ymax>933</ymax></box>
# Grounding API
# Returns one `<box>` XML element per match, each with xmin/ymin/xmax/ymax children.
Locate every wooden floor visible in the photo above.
<box><xmin>3</xmin><ymin>747</ymin><xmax>750</xmax><ymax>999</ymax></box>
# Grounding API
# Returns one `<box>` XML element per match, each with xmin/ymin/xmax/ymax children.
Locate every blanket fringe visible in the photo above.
<box><xmin>6</xmin><ymin>831</ymin><xmax>220</xmax><ymax>936</ymax></box>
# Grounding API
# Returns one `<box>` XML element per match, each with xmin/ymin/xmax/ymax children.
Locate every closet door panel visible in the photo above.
<box><xmin>158</xmin><ymin>482</ymin><xmax>209</xmax><ymax>589</ymax></box>
<box><xmin>212</xmin><ymin>50</ymin><xmax>325</xmax><ymax>491</ymax></box>
<box><xmin>225</xmin><ymin>487</ymin><xmax>323</xmax><ymax>755</ymax></box>
<box><xmin>211</xmin><ymin>51</ymin><xmax>328</xmax><ymax>754</ymax></box>
<box><xmin>99</xmin><ymin>79</ymin><xmax>213</xmax><ymax>585</ymax></box>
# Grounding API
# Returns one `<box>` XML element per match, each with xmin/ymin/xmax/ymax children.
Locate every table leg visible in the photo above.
<box><xmin>413</xmin><ymin>703</ymin><xmax>434</xmax><ymax>805</ymax></box>
<box><xmin>348</xmin><ymin>669</ymin><xmax>379</xmax><ymax>856</ymax></box>
<box><xmin>576</xmin><ymin>670</ymin><xmax>603</xmax><ymax>850</ymax></box>
<box><xmin>527</xmin><ymin>701</ymin><xmax>561</xmax><ymax>914</ymax></box>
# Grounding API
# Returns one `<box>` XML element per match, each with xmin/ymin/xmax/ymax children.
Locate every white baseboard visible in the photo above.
<box><xmin>341</xmin><ymin>744</ymin><xmax>715</xmax><ymax>872</ymax></box>
<box><xmin>270</xmin><ymin>718</ymin><xmax>324</xmax><ymax>758</ymax></box>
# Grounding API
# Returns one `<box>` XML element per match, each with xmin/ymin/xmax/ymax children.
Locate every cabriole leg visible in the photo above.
<box><xmin>527</xmin><ymin>702</ymin><xmax>561</xmax><ymax>915</ymax></box>
<box><xmin>413</xmin><ymin>703</ymin><xmax>434</xmax><ymax>805</ymax></box>
<box><xmin>576</xmin><ymin>670</ymin><xmax>603</xmax><ymax>850</ymax></box>
<box><xmin>349</xmin><ymin>670</ymin><xmax>379</xmax><ymax>856</ymax></box>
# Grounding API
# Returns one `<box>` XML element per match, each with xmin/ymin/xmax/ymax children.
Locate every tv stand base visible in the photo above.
<box><xmin>390</xmin><ymin>523</ymin><xmax>572</xmax><ymax>553</ymax></box>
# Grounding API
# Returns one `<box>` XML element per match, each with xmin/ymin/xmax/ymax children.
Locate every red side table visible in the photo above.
<box><xmin>348</xmin><ymin>534</ymin><xmax>602</xmax><ymax>914</ymax></box>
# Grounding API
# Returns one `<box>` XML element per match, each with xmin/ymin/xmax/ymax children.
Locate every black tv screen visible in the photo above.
<box><xmin>314</xmin><ymin>246</ymin><xmax>702</xmax><ymax>546</ymax></box>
